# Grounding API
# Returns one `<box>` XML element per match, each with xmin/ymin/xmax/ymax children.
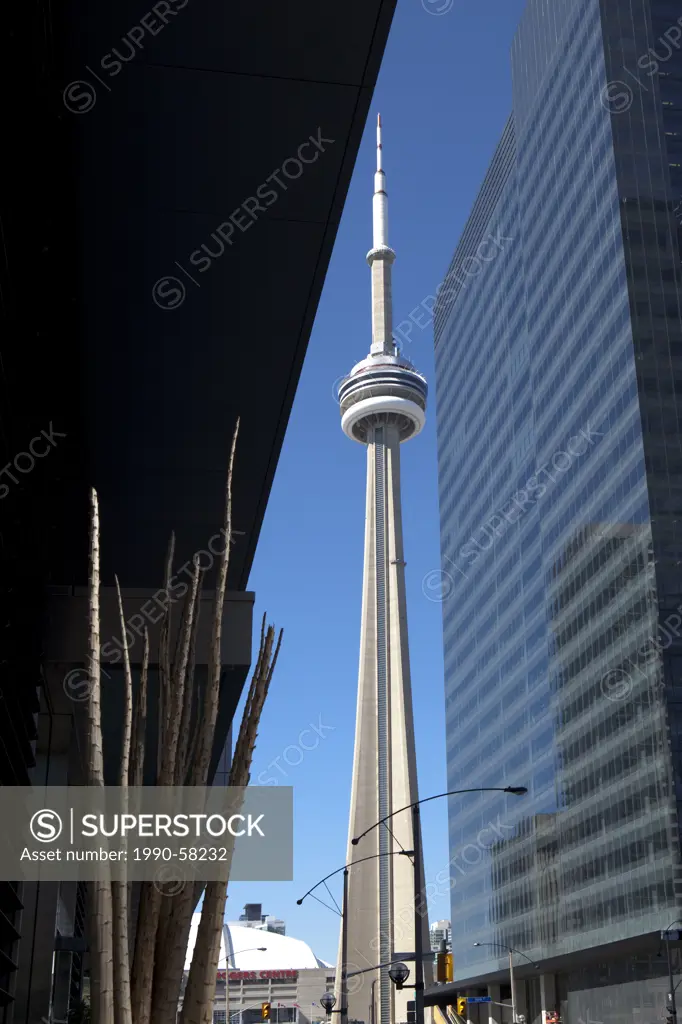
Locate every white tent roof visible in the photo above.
<box><xmin>184</xmin><ymin>917</ymin><xmax>331</xmax><ymax>971</ymax></box>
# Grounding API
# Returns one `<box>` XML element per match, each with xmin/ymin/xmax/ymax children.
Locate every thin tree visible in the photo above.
<box><xmin>112</xmin><ymin>576</ymin><xmax>133</xmax><ymax>1024</ymax></box>
<box><xmin>82</xmin><ymin>419</ymin><xmax>280</xmax><ymax>1024</ymax></box>
<box><xmin>129</xmin><ymin>626</ymin><xmax>149</xmax><ymax>789</ymax></box>
<box><xmin>179</xmin><ymin>615</ymin><xmax>282</xmax><ymax>1024</ymax></box>
<box><xmin>130</xmin><ymin>534</ymin><xmax>180</xmax><ymax>1024</ymax></box>
<box><xmin>142</xmin><ymin>419</ymin><xmax>247</xmax><ymax>1024</ymax></box>
<box><xmin>86</xmin><ymin>488</ymin><xmax>114</xmax><ymax>1024</ymax></box>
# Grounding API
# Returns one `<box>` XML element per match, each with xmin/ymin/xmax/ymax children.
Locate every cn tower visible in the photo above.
<box><xmin>336</xmin><ymin>116</ymin><xmax>430</xmax><ymax>1024</ymax></box>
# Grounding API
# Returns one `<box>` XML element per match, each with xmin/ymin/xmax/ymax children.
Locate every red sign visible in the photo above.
<box><xmin>216</xmin><ymin>971</ymin><xmax>298</xmax><ymax>981</ymax></box>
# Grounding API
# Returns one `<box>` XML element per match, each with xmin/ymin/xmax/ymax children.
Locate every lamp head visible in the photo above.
<box><xmin>388</xmin><ymin>963</ymin><xmax>410</xmax><ymax>989</ymax></box>
<box><xmin>320</xmin><ymin>992</ymin><xmax>336</xmax><ymax>1015</ymax></box>
<box><xmin>296</xmin><ymin>899</ymin><xmax>303</xmax><ymax>905</ymax></box>
<box><xmin>258</xmin><ymin>947</ymin><xmax>267</xmax><ymax>952</ymax></box>
<box><xmin>506</xmin><ymin>787</ymin><xmax>528</xmax><ymax>796</ymax></box>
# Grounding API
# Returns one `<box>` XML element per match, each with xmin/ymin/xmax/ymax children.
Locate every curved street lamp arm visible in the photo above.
<box><xmin>217</xmin><ymin>947</ymin><xmax>268</xmax><ymax>966</ymax></box>
<box><xmin>347</xmin><ymin>956</ymin><xmax>432</xmax><ymax>978</ymax></box>
<box><xmin>352</xmin><ymin>787</ymin><xmax>526</xmax><ymax>846</ymax></box>
<box><xmin>474</xmin><ymin>942</ymin><xmax>538</xmax><ymax>968</ymax></box>
<box><xmin>296</xmin><ymin>850</ymin><xmax>414</xmax><ymax>905</ymax></box>
<box><xmin>513</xmin><ymin>949</ymin><xmax>539</xmax><ymax>969</ymax></box>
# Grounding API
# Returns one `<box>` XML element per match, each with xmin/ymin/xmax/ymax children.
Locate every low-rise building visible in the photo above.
<box><xmin>183</xmin><ymin>915</ymin><xmax>335</xmax><ymax>1024</ymax></box>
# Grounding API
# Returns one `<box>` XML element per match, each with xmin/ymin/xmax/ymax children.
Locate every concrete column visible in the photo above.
<box><xmin>515</xmin><ymin>979</ymin><xmax>528</xmax><ymax>1024</ymax></box>
<box><xmin>539</xmin><ymin>975</ymin><xmax>556</xmax><ymax>1024</ymax></box>
<box><xmin>487</xmin><ymin>984</ymin><xmax>502</xmax><ymax>1024</ymax></box>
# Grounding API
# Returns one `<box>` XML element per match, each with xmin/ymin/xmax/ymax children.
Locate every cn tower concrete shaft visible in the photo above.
<box><xmin>335</xmin><ymin>115</ymin><xmax>431</xmax><ymax>1024</ymax></box>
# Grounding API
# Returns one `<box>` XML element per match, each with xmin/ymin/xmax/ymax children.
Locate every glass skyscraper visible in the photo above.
<box><xmin>434</xmin><ymin>0</ymin><xmax>682</xmax><ymax>1019</ymax></box>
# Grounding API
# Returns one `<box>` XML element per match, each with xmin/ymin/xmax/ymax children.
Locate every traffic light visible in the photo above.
<box><xmin>406</xmin><ymin>1002</ymin><xmax>416</xmax><ymax>1024</ymax></box>
<box><xmin>456</xmin><ymin>998</ymin><xmax>467</xmax><ymax>1017</ymax></box>
<box><xmin>437</xmin><ymin>953</ymin><xmax>454</xmax><ymax>983</ymax></box>
<box><xmin>262</xmin><ymin>1004</ymin><xmax>271</xmax><ymax>1021</ymax></box>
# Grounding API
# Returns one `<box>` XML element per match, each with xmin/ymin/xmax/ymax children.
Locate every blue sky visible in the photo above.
<box><xmin>228</xmin><ymin>0</ymin><xmax>527</xmax><ymax>965</ymax></box>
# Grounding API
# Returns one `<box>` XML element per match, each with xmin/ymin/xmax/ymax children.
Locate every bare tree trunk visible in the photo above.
<box><xmin>157</xmin><ymin>533</ymin><xmax>175</xmax><ymax>779</ymax></box>
<box><xmin>160</xmin><ymin>559</ymin><xmax>200</xmax><ymax>785</ymax></box>
<box><xmin>180</xmin><ymin>620</ymin><xmax>282</xmax><ymax>1024</ymax></box>
<box><xmin>175</xmin><ymin>581</ymin><xmax>203</xmax><ymax>786</ymax></box>
<box><xmin>86</xmin><ymin>488</ymin><xmax>114</xmax><ymax>1024</ymax></box>
<box><xmin>130</xmin><ymin>883</ymin><xmax>162</xmax><ymax>1024</ymax></box>
<box><xmin>112</xmin><ymin>577</ymin><xmax>134</xmax><ymax>1024</ymax></box>
<box><xmin>149</xmin><ymin>421</ymin><xmax>240</xmax><ymax>1024</ymax></box>
<box><xmin>179</xmin><ymin>879</ymin><xmax>227</xmax><ymax>1024</ymax></box>
<box><xmin>127</xmin><ymin>626</ymin><xmax>149</xmax><ymax>969</ymax></box>
<box><xmin>131</xmin><ymin>521</ymin><xmax>201</xmax><ymax>1024</ymax></box>
<box><xmin>190</xmin><ymin>419</ymin><xmax>239</xmax><ymax>788</ymax></box>
<box><xmin>149</xmin><ymin>886</ymin><xmax>199</xmax><ymax>1024</ymax></box>
<box><xmin>151</xmin><ymin>560</ymin><xmax>201</xmax><ymax>994</ymax></box>
<box><xmin>130</xmin><ymin>627</ymin><xmax>149</xmax><ymax>789</ymax></box>
<box><xmin>150</xmin><ymin>572</ymin><xmax>204</xmax><ymax>1002</ymax></box>
<box><xmin>130</xmin><ymin>537</ymin><xmax>175</xmax><ymax>1024</ymax></box>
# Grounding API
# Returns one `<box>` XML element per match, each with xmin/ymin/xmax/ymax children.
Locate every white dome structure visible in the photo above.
<box><xmin>184</xmin><ymin>917</ymin><xmax>331</xmax><ymax>971</ymax></box>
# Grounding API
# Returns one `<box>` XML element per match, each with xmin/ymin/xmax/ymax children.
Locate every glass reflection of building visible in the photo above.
<box><xmin>434</xmin><ymin>0</ymin><xmax>682</xmax><ymax>1018</ymax></box>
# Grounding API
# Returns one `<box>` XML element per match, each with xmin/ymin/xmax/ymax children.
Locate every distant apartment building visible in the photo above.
<box><xmin>430</xmin><ymin>921</ymin><xmax>452</xmax><ymax>952</ymax></box>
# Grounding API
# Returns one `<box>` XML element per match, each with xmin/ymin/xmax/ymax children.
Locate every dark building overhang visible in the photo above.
<box><xmin>3</xmin><ymin>0</ymin><xmax>397</xmax><ymax>593</ymax></box>
<box><xmin>1</xmin><ymin>0</ymin><xmax>396</xmax><ymax>784</ymax></box>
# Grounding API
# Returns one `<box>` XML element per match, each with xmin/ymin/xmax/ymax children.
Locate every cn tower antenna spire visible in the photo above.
<box><xmin>373</xmin><ymin>112</ymin><xmax>388</xmax><ymax>249</ymax></box>
<box><xmin>368</xmin><ymin>113</ymin><xmax>394</xmax><ymax>354</ymax></box>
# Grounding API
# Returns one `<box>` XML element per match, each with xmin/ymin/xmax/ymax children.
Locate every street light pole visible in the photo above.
<box><xmin>298</xmin><ymin>850</ymin><xmax>414</xmax><ymax>1024</ymax></box>
<box><xmin>508</xmin><ymin>948</ymin><xmax>517</xmax><ymax>1024</ymax></box>
<box><xmin>662</xmin><ymin>920</ymin><xmax>682</xmax><ymax>1022</ymax></box>
<box><xmin>341</xmin><ymin>868</ymin><xmax>349</xmax><ymax>1024</ymax></box>
<box><xmin>352</xmin><ymin>787</ymin><xmax>527</xmax><ymax>1024</ymax></box>
<box><xmin>412</xmin><ymin>803</ymin><xmax>425</xmax><ymax>1024</ymax></box>
<box><xmin>218</xmin><ymin>945</ymin><xmax>268</xmax><ymax>1024</ymax></box>
<box><xmin>472</xmin><ymin>942</ymin><xmax>537</xmax><ymax>1024</ymax></box>
<box><xmin>667</xmin><ymin>941</ymin><xmax>676</xmax><ymax>1024</ymax></box>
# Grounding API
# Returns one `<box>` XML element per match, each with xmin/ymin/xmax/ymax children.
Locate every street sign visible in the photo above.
<box><xmin>467</xmin><ymin>998</ymin><xmax>492</xmax><ymax>1004</ymax></box>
